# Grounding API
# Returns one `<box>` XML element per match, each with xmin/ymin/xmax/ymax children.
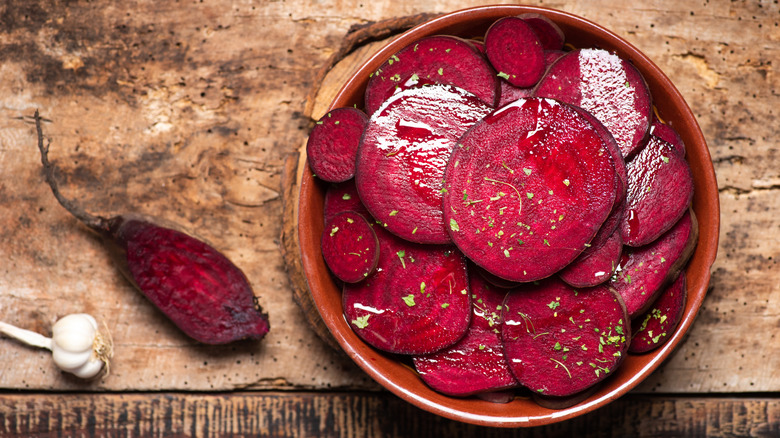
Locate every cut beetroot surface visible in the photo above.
<box><xmin>343</xmin><ymin>226</ymin><xmax>471</xmax><ymax>355</ymax></box>
<box><xmin>413</xmin><ymin>269</ymin><xmax>518</xmax><ymax>397</ymax></box>
<box><xmin>533</xmin><ymin>48</ymin><xmax>652</xmax><ymax>158</ymax></box>
<box><xmin>518</xmin><ymin>13</ymin><xmax>566</xmax><ymax>51</ymax></box>
<box><xmin>356</xmin><ymin>83</ymin><xmax>492</xmax><ymax>244</ymax></box>
<box><xmin>650</xmin><ymin>116</ymin><xmax>686</xmax><ymax>157</ymax></box>
<box><xmin>485</xmin><ymin>17</ymin><xmax>546</xmax><ymax>88</ymax></box>
<box><xmin>501</xmin><ymin>278</ymin><xmax>630</xmax><ymax>397</ymax></box>
<box><xmin>571</xmin><ymin>104</ymin><xmax>628</xmax><ymax>200</ymax></box>
<box><xmin>442</xmin><ymin>98</ymin><xmax>617</xmax><ymax>282</ymax></box>
<box><xmin>498</xmin><ymin>80</ymin><xmax>533</xmax><ymax>108</ymax></box>
<box><xmin>630</xmin><ymin>271</ymin><xmax>687</xmax><ymax>353</ymax></box>
<box><xmin>611</xmin><ymin>210</ymin><xmax>698</xmax><ymax>317</ymax></box>
<box><xmin>622</xmin><ymin>135</ymin><xmax>694</xmax><ymax>247</ymax></box>
<box><xmin>321</xmin><ymin>211</ymin><xmax>380</xmax><ymax>283</ymax></box>
<box><xmin>363</xmin><ymin>35</ymin><xmax>500</xmax><ymax>115</ymax></box>
<box><xmin>306</xmin><ymin>107</ymin><xmax>368</xmax><ymax>183</ymax></box>
<box><xmin>559</xmin><ymin>226</ymin><xmax>623</xmax><ymax>288</ymax></box>
<box><xmin>323</xmin><ymin>179</ymin><xmax>370</xmax><ymax>220</ymax></box>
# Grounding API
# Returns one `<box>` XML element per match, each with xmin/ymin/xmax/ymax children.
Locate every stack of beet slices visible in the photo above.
<box><xmin>307</xmin><ymin>13</ymin><xmax>697</xmax><ymax>408</ymax></box>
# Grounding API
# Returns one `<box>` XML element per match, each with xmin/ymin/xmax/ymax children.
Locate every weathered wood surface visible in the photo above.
<box><xmin>2</xmin><ymin>392</ymin><xmax>780</xmax><ymax>437</ymax></box>
<box><xmin>0</xmin><ymin>0</ymin><xmax>777</xmax><ymax>406</ymax></box>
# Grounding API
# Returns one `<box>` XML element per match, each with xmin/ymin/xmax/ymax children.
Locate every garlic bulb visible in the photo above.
<box><xmin>0</xmin><ymin>313</ymin><xmax>113</xmax><ymax>379</ymax></box>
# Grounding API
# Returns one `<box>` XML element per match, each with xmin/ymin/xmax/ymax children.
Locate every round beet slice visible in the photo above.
<box><xmin>306</xmin><ymin>107</ymin><xmax>368</xmax><ymax>183</ymax></box>
<box><xmin>323</xmin><ymin>179</ymin><xmax>371</xmax><ymax>220</ymax></box>
<box><xmin>363</xmin><ymin>35</ymin><xmax>500</xmax><ymax>116</ymax></box>
<box><xmin>321</xmin><ymin>211</ymin><xmax>379</xmax><ymax>283</ymax></box>
<box><xmin>630</xmin><ymin>271</ymin><xmax>687</xmax><ymax>353</ymax></box>
<box><xmin>501</xmin><ymin>278</ymin><xmax>630</xmax><ymax>397</ymax></box>
<box><xmin>356</xmin><ymin>83</ymin><xmax>492</xmax><ymax>244</ymax></box>
<box><xmin>485</xmin><ymin>17</ymin><xmax>546</xmax><ymax>88</ymax></box>
<box><xmin>413</xmin><ymin>269</ymin><xmax>518</xmax><ymax>397</ymax></box>
<box><xmin>650</xmin><ymin>116</ymin><xmax>686</xmax><ymax>157</ymax></box>
<box><xmin>343</xmin><ymin>227</ymin><xmax>471</xmax><ymax>355</ymax></box>
<box><xmin>442</xmin><ymin>98</ymin><xmax>617</xmax><ymax>283</ymax></box>
<box><xmin>533</xmin><ymin>48</ymin><xmax>652</xmax><ymax>158</ymax></box>
<box><xmin>517</xmin><ymin>13</ymin><xmax>566</xmax><ymax>51</ymax></box>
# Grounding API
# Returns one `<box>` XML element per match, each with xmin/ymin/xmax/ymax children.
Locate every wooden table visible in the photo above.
<box><xmin>0</xmin><ymin>0</ymin><xmax>777</xmax><ymax>435</ymax></box>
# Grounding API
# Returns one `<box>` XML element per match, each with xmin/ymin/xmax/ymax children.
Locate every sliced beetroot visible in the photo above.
<box><xmin>321</xmin><ymin>211</ymin><xmax>380</xmax><ymax>283</ymax></box>
<box><xmin>611</xmin><ymin>210</ymin><xmax>698</xmax><ymax>318</ymax></box>
<box><xmin>545</xmin><ymin>49</ymin><xmax>567</xmax><ymax>65</ymax></box>
<box><xmin>442</xmin><ymin>98</ymin><xmax>617</xmax><ymax>282</ymax></box>
<box><xmin>571</xmin><ymin>104</ymin><xmax>628</xmax><ymax>200</ymax></box>
<box><xmin>650</xmin><ymin>116</ymin><xmax>686</xmax><ymax>157</ymax></box>
<box><xmin>622</xmin><ymin>135</ymin><xmax>694</xmax><ymax>247</ymax></box>
<box><xmin>501</xmin><ymin>278</ymin><xmax>630</xmax><ymax>397</ymax></box>
<box><xmin>630</xmin><ymin>271</ymin><xmax>687</xmax><ymax>353</ymax></box>
<box><xmin>497</xmin><ymin>80</ymin><xmax>534</xmax><ymax>108</ymax></box>
<box><xmin>306</xmin><ymin>107</ymin><xmax>368</xmax><ymax>183</ymax></box>
<box><xmin>413</xmin><ymin>269</ymin><xmax>518</xmax><ymax>397</ymax></box>
<box><xmin>518</xmin><ymin>13</ymin><xmax>566</xmax><ymax>51</ymax></box>
<box><xmin>533</xmin><ymin>48</ymin><xmax>652</xmax><ymax>158</ymax></box>
<box><xmin>323</xmin><ymin>179</ymin><xmax>370</xmax><ymax>220</ymax></box>
<box><xmin>533</xmin><ymin>383</ymin><xmax>601</xmax><ymax>410</ymax></box>
<box><xmin>363</xmin><ymin>35</ymin><xmax>500</xmax><ymax>115</ymax></box>
<box><xmin>559</xmin><ymin>226</ymin><xmax>623</xmax><ymax>288</ymax></box>
<box><xmin>356</xmin><ymin>83</ymin><xmax>492</xmax><ymax>244</ymax></box>
<box><xmin>485</xmin><ymin>17</ymin><xmax>546</xmax><ymax>88</ymax></box>
<box><xmin>343</xmin><ymin>226</ymin><xmax>471</xmax><ymax>355</ymax></box>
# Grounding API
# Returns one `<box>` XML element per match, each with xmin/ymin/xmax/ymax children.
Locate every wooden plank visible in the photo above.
<box><xmin>2</xmin><ymin>392</ymin><xmax>780</xmax><ymax>437</ymax></box>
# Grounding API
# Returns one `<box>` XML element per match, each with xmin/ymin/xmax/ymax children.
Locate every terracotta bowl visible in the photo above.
<box><xmin>298</xmin><ymin>5</ymin><xmax>719</xmax><ymax>427</ymax></box>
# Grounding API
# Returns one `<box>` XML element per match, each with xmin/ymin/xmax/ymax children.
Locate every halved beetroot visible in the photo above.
<box><xmin>501</xmin><ymin>278</ymin><xmax>630</xmax><ymax>397</ymax></box>
<box><xmin>323</xmin><ymin>179</ymin><xmax>371</xmax><ymax>220</ymax></box>
<box><xmin>306</xmin><ymin>107</ymin><xmax>368</xmax><ymax>183</ymax></box>
<box><xmin>558</xmin><ymin>226</ymin><xmax>623</xmax><ymax>288</ymax></box>
<box><xmin>650</xmin><ymin>116</ymin><xmax>686</xmax><ymax>157</ymax></box>
<box><xmin>363</xmin><ymin>35</ymin><xmax>500</xmax><ymax>115</ymax></box>
<box><xmin>321</xmin><ymin>211</ymin><xmax>380</xmax><ymax>283</ymax></box>
<box><xmin>343</xmin><ymin>226</ymin><xmax>471</xmax><ymax>355</ymax></box>
<box><xmin>484</xmin><ymin>17</ymin><xmax>546</xmax><ymax>88</ymax></box>
<box><xmin>442</xmin><ymin>98</ymin><xmax>617</xmax><ymax>282</ymax></box>
<box><xmin>518</xmin><ymin>13</ymin><xmax>566</xmax><ymax>51</ymax></box>
<box><xmin>412</xmin><ymin>268</ymin><xmax>518</xmax><ymax>397</ymax></box>
<box><xmin>622</xmin><ymin>135</ymin><xmax>694</xmax><ymax>247</ymax></box>
<box><xmin>630</xmin><ymin>271</ymin><xmax>687</xmax><ymax>353</ymax></box>
<box><xmin>611</xmin><ymin>210</ymin><xmax>698</xmax><ymax>318</ymax></box>
<box><xmin>356</xmin><ymin>83</ymin><xmax>492</xmax><ymax>244</ymax></box>
<box><xmin>533</xmin><ymin>48</ymin><xmax>652</xmax><ymax>158</ymax></box>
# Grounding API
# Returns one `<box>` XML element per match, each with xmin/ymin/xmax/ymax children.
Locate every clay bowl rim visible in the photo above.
<box><xmin>298</xmin><ymin>4</ymin><xmax>720</xmax><ymax>428</ymax></box>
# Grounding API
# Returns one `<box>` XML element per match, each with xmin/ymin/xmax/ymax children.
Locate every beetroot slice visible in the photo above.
<box><xmin>622</xmin><ymin>135</ymin><xmax>694</xmax><ymax>247</ymax></box>
<box><xmin>306</xmin><ymin>107</ymin><xmax>368</xmax><ymax>183</ymax></box>
<box><xmin>611</xmin><ymin>210</ymin><xmax>698</xmax><ymax>317</ymax></box>
<box><xmin>650</xmin><ymin>116</ymin><xmax>686</xmax><ymax>157</ymax></box>
<box><xmin>485</xmin><ymin>17</ymin><xmax>546</xmax><ymax>88</ymax></box>
<box><xmin>413</xmin><ymin>269</ymin><xmax>518</xmax><ymax>397</ymax></box>
<box><xmin>501</xmin><ymin>278</ymin><xmax>630</xmax><ymax>397</ymax></box>
<box><xmin>343</xmin><ymin>226</ymin><xmax>471</xmax><ymax>355</ymax></box>
<box><xmin>518</xmin><ymin>13</ymin><xmax>566</xmax><ymax>51</ymax></box>
<box><xmin>630</xmin><ymin>271</ymin><xmax>687</xmax><ymax>353</ymax></box>
<box><xmin>323</xmin><ymin>179</ymin><xmax>371</xmax><ymax>220</ymax></box>
<box><xmin>443</xmin><ymin>98</ymin><xmax>617</xmax><ymax>282</ymax></box>
<box><xmin>558</xmin><ymin>226</ymin><xmax>623</xmax><ymax>288</ymax></box>
<box><xmin>356</xmin><ymin>83</ymin><xmax>492</xmax><ymax>244</ymax></box>
<box><xmin>571</xmin><ymin>105</ymin><xmax>628</xmax><ymax>200</ymax></box>
<box><xmin>363</xmin><ymin>35</ymin><xmax>500</xmax><ymax>115</ymax></box>
<box><xmin>533</xmin><ymin>48</ymin><xmax>652</xmax><ymax>158</ymax></box>
<box><xmin>321</xmin><ymin>211</ymin><xmax>379</xmax><ymax>283</ymax></box>
<box><xmin>498</xmin><ymin>80</ymin><xmax>534</xmax><ymax>108</ymax></box>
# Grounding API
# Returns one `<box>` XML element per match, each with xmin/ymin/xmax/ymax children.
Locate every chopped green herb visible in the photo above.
<box><xmin>402</xmin><ymin>294</ymin><xmax>416</xmax><ymax>307</ymax></box>
<box><xmin>389</xmin><ymin>210</ymin><xmax>398</xmax><ymax>216</ymax></box>
<box><xmin>329</xmin><ymin>226</ymin><xmax>339</xmax><ymax>237</ymax></box>
<box><xmin>449</xmin><ymin>218</ymin><xmax>460</xmax><ymax>232</ymax></box>
<box><xmin>352</xmin><ymin>314</ymin><xmax>370</xmax><ymax>329</ymax></box>
<box><xmin>497</xmin><ymin>71</ymin><xmax>510</xmax><ymax>80</ymax></box>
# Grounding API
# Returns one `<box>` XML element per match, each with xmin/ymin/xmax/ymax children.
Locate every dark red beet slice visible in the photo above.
<box><xmin>611</xmin><ymin>210</ymin><xmax>698</xmax><ymax>318</ymax></box>
<box><xmin>356</xmin><ymin>83</ymin><xmax>492</xmax><ymax>244</ymax></box>
<box><xmin>622</xmin><ymin>135</ymin><xmax>694</xmax><ymax>247</ymax></box>
<box><xmin>323</xmin><ymin>179</ymin><xmax>370</xmax><ymax>220</ymax></box>
<box><xmin>501</xmin><ymin>278</ymin><xmax>630</xmax><ymax>397</ymax></box>
<box><xmin>442</xmin><ymin>98</ymin><xmax>617</xmax><ymax>282</ymax></box>
<box><xmin>306</xmin><ymin>107</ymin><xmax>368</xmax><ymax>183</ymax></box>
<box><xmin>321</xmin><ymin>211</ymin><xmax>380</xmax><ymax>283</ymax></box>
<box><xmin>363</xmin><ymin>35</ymin><xmax>500</xmax><ymax>115</ymax></box>
<box><xmin>518</xmin><ymin>13</ymin><xmax>566</xmax><ymax>51</ymax></box>
<box><xmin>533</xmin><ymin>383</ymin><xmax>601</xmax><ymax>410</ymax></box>
<box><xmin>343</xmin><ymin>227</ymin><xmax>471</xmax><ymax>355</ymax></box>
<box><xmin>485</xmin><ymin>17</ymin><xmax>546</xmax><ymax>88</ymax></box>
<box><xmin>413</xmin><ymin>270</ymin><xmax>518</xmax><ymax>397</ymax></box>
<box><xmin>559</xmin><ymin>226</ymin><xmax>623</xmax><ymax>288</ymax></box>
<box><xmin>497</xmin><ymin>80</ymin><xmax>534</xmax><ymax>108</ymax></box>
<box><xmin>571</xmin><ymin>105</ymin><xmax>628</xmax><ymax>200</ymax></box>
<box><xmin>650</xmin><ymin>116</ymin><xmax>686</xmax><ymax>157</ymax></box>
<box><xmin>630</xmin><ymin>271</ymin><xmax>687</xmax><ymax>353</ymax></box>
<box><xmin>35</xmin><ymin>112</ymin><xmax>269</xmax><ymax>345</ymax></box>
<box><xmin>533</xmin><ymin>48</ymin><xmax>652</xmax><ymax>158</ymax></box>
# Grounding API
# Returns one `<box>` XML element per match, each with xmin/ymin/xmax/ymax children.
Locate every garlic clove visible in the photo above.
<box><xmin>52</xmin><ymin>347</ymin><xmax>92</xmax><ymax>370</ymax></box>
<box><xmin>70</xmin><ymin>357</ymin><xmax>105</xmax><ymax>379</ymax></box>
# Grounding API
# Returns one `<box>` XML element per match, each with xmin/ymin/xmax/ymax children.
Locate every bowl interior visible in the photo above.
<box><xmin>298</xmin><ymin>5</ymin><xmax>719</xmax><ymax>427</ymax></box>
